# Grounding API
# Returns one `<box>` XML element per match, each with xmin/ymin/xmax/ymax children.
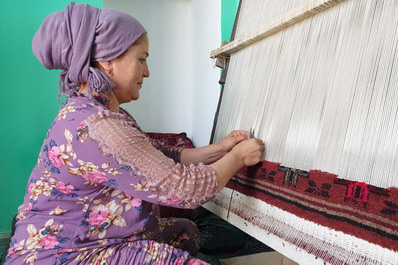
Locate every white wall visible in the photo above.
<box><xmin>191</xmin><ymin>0</ymin><xmax>223</xmax><ymax>146</ymax></box>
<box><xmin>104</xmin><ymin>0</ymin><xmax>221</xmax><ymax>147</ymax></box>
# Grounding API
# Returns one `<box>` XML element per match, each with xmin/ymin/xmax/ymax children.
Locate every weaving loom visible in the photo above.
<box><xmin>203</xmin><ymin>0</ymin><xmax>398</xmax><ymax>264</ymax></box>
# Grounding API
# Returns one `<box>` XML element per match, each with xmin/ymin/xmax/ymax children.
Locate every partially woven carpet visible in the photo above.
<box><xmin>223</xmin><ymin>161</ymin><xmax>398</xmax><ymax>260</ymax></box>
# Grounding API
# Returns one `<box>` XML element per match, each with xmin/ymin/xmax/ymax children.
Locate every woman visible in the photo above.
<box><xmin>5</xmin><ymin>2</ymin><xmax>264</xmax><ymax>265</ymax></box>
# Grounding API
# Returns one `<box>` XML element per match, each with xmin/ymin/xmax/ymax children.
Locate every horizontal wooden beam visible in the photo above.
<box><xmin>210</xmin><ymin>0</ymin><xmax>347</xmax><ymax>59</ymax></box>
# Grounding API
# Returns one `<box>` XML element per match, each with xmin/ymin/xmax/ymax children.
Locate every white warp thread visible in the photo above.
<box><xmin>213</xmin><ymin>0</ymin><xmax>398</xmax><ymax>188</ymax></box>
<box><xmin>203</xmin><ymin>188</ymin><xmax>398</xmax><ymax>265</ymax></box>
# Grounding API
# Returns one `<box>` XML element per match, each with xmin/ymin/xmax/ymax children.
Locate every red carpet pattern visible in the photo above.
<box><xmin>227</xmin><ymin>161</ymin><xmax>398</xmax><ymax>252</ymax></box>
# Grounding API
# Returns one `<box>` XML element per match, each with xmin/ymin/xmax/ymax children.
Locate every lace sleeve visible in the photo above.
<box><xmin>84</xmin><ymin>110</ymin><xmax>219</xmax><ymax>207</ymax></box>
<box><xmin>147</xmin><ymin>137</ymin><xmax>183</xmax><ymax>163</ymax></box>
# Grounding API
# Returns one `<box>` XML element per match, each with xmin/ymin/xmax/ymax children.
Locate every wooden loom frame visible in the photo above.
<box><xmin>205</xmin><ymin>0</ymin><xmax>398</xmax><ymax>264</ymax></box>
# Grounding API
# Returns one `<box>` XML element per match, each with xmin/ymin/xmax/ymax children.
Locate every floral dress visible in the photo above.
<box><xmin>5</xmin><ymin>94</ymin><xmax>219</xmax><ymax>265</ymax></box>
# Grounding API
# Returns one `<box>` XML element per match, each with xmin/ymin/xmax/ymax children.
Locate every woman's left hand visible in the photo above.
<box><xmin>217</xmin><ymin>130</ymin><xmax>250</xmax><ymax>153</ymax></box>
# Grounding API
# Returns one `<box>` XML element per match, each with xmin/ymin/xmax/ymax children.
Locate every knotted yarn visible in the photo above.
<box><xmin>32</xmin><ymin>2</ymin><xmax>146</xmax><ymax>100</ymax></box>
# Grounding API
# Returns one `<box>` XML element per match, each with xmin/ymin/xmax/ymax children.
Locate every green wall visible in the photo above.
<box><xmin>0</xmin><ymin>0</ymin><xmax>236</xmax><ymax>234</ymax></box>
<box><xmin>221</xmin><ymin>0</ymin><xmax>240</xmax><ymax>41</ymax></box>
<box><xmin>0</xmin><ymin>0</ymin><xmax>102</xmax><ymax>233</ymax></box>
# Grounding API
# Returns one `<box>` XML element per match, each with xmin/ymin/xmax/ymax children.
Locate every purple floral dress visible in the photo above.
<box><xmin>5</xmin><ymin>94</ymin><xmax>219</xmax><ymax>265</ymax></box>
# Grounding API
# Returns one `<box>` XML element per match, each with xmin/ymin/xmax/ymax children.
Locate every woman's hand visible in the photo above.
<box><xmin>217</xmin><ymin>130</ymin><xmax>250</xmax><ymax>153</ymax></box>
<box><xmin>231</xmin><ymin>138</ymin><xmax>264</xmax><ymax>167</ymax></box>
<box><xmin>180</xmin><ymin>130</ymin><xmax>251</xmax><ymax>166</ymax></box>
<box><xmin>210</xmin><ymin>137</ymin><xmax>264</xmax><ymax>191</ymax></box>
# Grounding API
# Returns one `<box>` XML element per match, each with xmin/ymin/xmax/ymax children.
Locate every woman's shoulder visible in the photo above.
<box><xmin>57</xmin><ymin>95</ymin><xmax>106</xmax><ymax>119</ymax></box>
<box><xmin>51</xmin><ymin>95</ymin><xmax>144</xmax><ymax>138</ymax></box>
<box><xmin>45</xmin><ymin>95</ymin><xmax>107</xmax><ymax>138</ymax></box>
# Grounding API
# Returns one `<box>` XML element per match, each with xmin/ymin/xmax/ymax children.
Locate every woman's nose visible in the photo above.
<box><xmin>144</xmin><ymin>64</ymin><xmax>150</xmax><ymax>78</ymax></box>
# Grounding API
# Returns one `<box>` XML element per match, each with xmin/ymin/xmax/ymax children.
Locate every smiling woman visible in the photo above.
<box><xmin>5</xmin><ymin>2</ymin><xmax>263</xmax><ymax>265</ymax></box>
<box><xmin>94</xmin><ymin>34</ymin><xmax>150</xmax><ymax>107</ymax></box>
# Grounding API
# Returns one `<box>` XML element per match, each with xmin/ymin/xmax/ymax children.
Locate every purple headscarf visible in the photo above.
<box><xmin>32</xmin><ymin>2</ymin><xmax>146</xmax><ymax>99</ymax></box>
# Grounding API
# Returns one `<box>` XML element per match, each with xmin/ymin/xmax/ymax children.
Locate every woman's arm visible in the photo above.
<box><xmin>181</xmin><ymin>130</ymin><xmax>264</xmax><ymax>192</ymax></box>
<box><xmin>180</xmin><ymin>130</ymin><xmax>250</xmax><ymax>166</ymax></box>
<box><xmin>84</xmin><ymin>112</ymin><xmax>264</xmax><ymax>206</ymax></box>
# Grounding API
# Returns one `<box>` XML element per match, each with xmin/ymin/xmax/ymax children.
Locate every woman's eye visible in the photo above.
<box><xmin>139</xmin><ymin>58</ymin><xmax>146</xmax><ymax>64</ymax></box>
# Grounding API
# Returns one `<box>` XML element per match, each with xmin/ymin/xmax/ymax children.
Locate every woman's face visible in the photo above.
<box><xmin>110</xmin><ymin>34</ymin><xmax>150</xmax><ymax>104</ymax></box>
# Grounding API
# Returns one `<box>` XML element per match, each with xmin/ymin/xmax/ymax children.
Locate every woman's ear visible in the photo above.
<box><xmin>96</xmin><ymin>61</ymin><xmax>112</xmax><ymax>75</ymax></box>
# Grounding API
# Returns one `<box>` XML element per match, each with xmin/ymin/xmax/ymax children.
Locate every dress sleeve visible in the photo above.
<box><xmin>120</xmin><ymin>108</ymin><xmax>183</xmax><ymax>163</ymax></box>
<box><xmin>147</xmin><ymin>137</ymin><xmax>183</xmax><ymax>163</ymax></box>
<box><xmin>84</xmin><ymin>110</ymin><xmax>219</xmax><ymax>208</ymax></box>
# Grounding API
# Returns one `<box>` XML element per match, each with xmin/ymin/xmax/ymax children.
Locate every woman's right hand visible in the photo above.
<box><xmin>231</xmin><ymin>138</ymin><xmax>264</xmax><ymax>167</ymax></box>
<box><xmin>210</xmin><ymin>137</ymin><xmax>265</xmax><ymax>191</ymax></box>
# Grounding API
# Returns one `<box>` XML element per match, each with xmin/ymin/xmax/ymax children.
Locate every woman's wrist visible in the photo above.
<box><xmin>210</xmin><ymin>150</ymin><xmax>244</xmax><ymax>191</ymax></box>
<box><xmin>220</xmin><ymin>148</ymin><xmax>244</xmax><ymax>170</ymax></box>
<box><xmin>214</xmin><ymin>142</ymin><xmax>228</xmax><ymax>158</ymax></box>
